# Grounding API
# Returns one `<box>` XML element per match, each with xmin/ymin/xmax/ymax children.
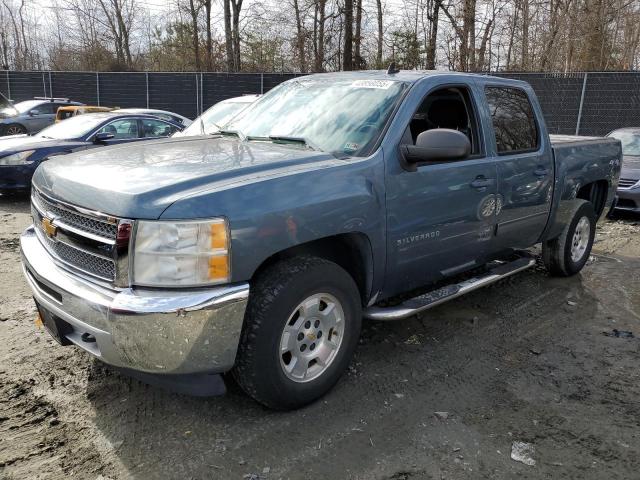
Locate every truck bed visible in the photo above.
<box><xmin>549</xmin><ymin>134</ymin><xmax>615</xmax><ymax>147</ymax></box>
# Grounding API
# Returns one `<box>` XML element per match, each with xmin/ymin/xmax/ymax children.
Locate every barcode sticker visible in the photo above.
<box><xmin>351</xmin><ymin>80</ymin><xmax>395</xmax><ymax>89</ymax></box>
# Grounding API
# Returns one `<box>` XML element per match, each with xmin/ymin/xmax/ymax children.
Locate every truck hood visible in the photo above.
<box><xmin>33</xmin><ymin>136</ymin><xmax>341</xmax><ymax>219</ymax></box>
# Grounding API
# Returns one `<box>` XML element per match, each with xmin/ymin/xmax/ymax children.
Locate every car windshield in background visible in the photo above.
<box><xmin>609</xmin><ymin>130</ymin><xmax>640</xmax><ymax>156</ymax></box>
<box><xmin>226</xmin><ymin>78</ymin><xmax>407</xmax><ymax>157</ymax></box>
<box><xmin>181</xmin><ymin>101</ymin><xmax>251</xmax><ymax>136</ymax></box>
<box><xmin>1</xmin><ymin>100</ymin><xmax>39</xmax><ymax>116</ymax></box>
<box><xmin>36</xmin><ymin>115</ymin><xmax>108</xmax><ymax>140</ymax></box>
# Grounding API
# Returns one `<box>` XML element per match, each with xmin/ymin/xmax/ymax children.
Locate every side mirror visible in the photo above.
<box><xmin>29</xmin><ymin>109</ymin><xmax>39</xmax><ymax>117</ymax></box>
<box><xmin>93</xmin><ymin>132</ymin><xmax>115</xmax><ymax>143</ymax></box>
<box><xmin>401</xmin><ymin>128</ymin><xmax>471</xmax><ymax>171</ymax></box>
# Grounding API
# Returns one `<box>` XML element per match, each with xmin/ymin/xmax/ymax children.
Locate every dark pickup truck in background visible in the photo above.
<box><xmin>20</xmin><ymin>71</ymin><xmax>622</xmax><ymax>410</ymax></box>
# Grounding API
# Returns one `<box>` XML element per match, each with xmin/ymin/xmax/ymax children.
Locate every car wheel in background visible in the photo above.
<box><xmin>232</xmin><ymin>255</ymin><xmax>362</xmax><ymax>410</ymax></box>
<box><xmin>4</xmin><ymin>124</ymin><xmax>27</xmax><ymax>136</ymax></box>
<box><xmin>542</xmin><ymin>200</ymin><xmax>597</xmax><ymax>277</ymax></box>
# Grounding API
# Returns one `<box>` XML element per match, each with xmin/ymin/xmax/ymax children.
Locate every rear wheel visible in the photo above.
<box><xmin>4</xmin><ymin>124</ymin><xmax>26</xmax><ymax>136</ymax></box>
<box><xmin>542</xmin><ymin>200</ymin><xmax>596</xmax><ymax>276</ymax></box>
<box><xmin>233</xmin><ymin>256</ymin><xmax>362</xmax><ymax>410</ymax></box>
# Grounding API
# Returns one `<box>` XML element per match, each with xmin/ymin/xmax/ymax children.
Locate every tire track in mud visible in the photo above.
<box><xmin>0</xmin><ymin>373</ymin><xmax>109</xmax><ymax>479</ymax></box>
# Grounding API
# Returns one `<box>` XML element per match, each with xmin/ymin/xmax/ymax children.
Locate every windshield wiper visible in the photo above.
<box><xmin>246</xmin><ymin>135</ymin><xmax>271</xmax><ymax>142</ymax></box>
<box><xmin>268</xmin><ymin>135</ymin><xmax>319</xmax><ymax>151</ymax></box>
<box><xmin>219</xmin><ymin>129</ymin><xmax>245</xmax><ymax>140</ymax></box>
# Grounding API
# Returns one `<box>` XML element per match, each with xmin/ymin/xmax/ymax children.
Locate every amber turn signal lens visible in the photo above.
<box><xmin>210</xmin><ymin>222</ymin><xmax>228</xmax><ymax>250</ymax></box>
<box><xmin>208</xmin><ymin>255</ymin><xmax>229</xmax><ymax>281</ymax></box>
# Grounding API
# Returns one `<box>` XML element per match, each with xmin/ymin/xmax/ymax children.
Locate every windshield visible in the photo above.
<box><xmin>226</xmin><ymin>78</ymin><xmax>407</xmax><ymax>157</ymax></box>
<box><xmin>609</xmin><ymin>130</ymin><xmax>640</xmax><ymax>156</ymax></box>
<box><xmin>36</xmin><ymin>115</ymin><xmax>110</xmax><ymax>140</ymax></box>
<box><xmin>4</xmin><ymin>100</ymin><xmax>42</xmax><ymax>115</ymax></box>
<box><xmin>179</xmin><ymin>100</ymin><xmax>252</xmax><ymax>137</ymax></box>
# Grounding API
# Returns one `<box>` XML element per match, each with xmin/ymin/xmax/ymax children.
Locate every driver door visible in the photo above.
<box><xmin>94</xmin><ymin>118</ymin><xmax>144</xmax><ymax>145</ymax></box>
<box><xmin>384</xmin><ymin>83</ymin><xmax>499</xmax><ymax>294</ymax></box>
<box><xmin>26</xmin><ymin>104</ymin><xmax>56</xmax><ymax>132</ymax></box>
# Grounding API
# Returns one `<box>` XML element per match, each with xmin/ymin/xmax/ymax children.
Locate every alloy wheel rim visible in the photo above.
<box><xmin>6</xmin><ymin>126</ymin><xmax>22</xmax><ymax>135</ymax></box>
<box><xmin>570</xmin><ymin>216</ymin><xmax>590</xmax><ymax>262</ymax></box>
<box><xmin>279</xmin><ymin>292</ymin><xmax>345</xmax><ymax>383</ymax></box>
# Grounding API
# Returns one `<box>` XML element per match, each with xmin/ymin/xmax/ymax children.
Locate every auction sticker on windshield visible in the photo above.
<box><xmin>351</xmin><ymin>80</ymin><xmax>396</xmax><ymax>89</ymax></box>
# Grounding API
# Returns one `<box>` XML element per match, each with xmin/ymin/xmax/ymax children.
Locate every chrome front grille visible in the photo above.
<box><xmin>31</xmin><ymin>188</ymin><xmax>123</xmax><ymax>283</ymax></box>
<box><xmin>618</xmin><ymin>178</ymin><xmax>638</xmax><ymax>189</ymax></box>
<box><xmin>32</xmin><ymin>188</ymin><xmax>118</xmax><ymax>240</ymax></box>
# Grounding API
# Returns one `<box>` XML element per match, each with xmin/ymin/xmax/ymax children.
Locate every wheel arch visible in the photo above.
<box><xmin>250</xmin><ymin>232</ymin><xmax>375</xmax><ymax>307</ymax></box>
<box><xmin>577</xmin><ymin>179</ymin><xmax>609</xmax><ymax>219</ymax></box>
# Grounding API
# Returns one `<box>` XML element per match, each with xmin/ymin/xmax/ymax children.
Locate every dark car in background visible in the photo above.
<box><xmin>608</xmin><ymin>128</ymin><xmax>640</xmax><ymax>212</ymax></box>
<box><xmin>0</xmin><ymin>97</ymin><xmax>83</xmax><ymax>136</ymax></box>
<box><xmin>115</xmin><ymin>108</ymin><xmax>192</xmax><ymax>127</ymax></box>
<box><xmin>0</xmin><ymin>112</ymin><xmax>183</xmax><ymax>192</ymax></box>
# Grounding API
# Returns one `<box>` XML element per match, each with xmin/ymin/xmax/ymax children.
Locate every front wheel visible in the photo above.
<box><xmin>232</xmin><ymin>256</ymin><xmax>362</xmax><ymax>410</ymax></box>
<box><xmin>542</xmin><ymin>200</ymin><xmax>596</xmax><ymax>276</ymax></box>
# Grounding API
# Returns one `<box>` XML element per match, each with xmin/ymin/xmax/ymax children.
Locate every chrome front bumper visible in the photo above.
<box><xmin>20</xmin><ymin>226</ymin><xmax>249</xmax><ymax>375</ymax></box>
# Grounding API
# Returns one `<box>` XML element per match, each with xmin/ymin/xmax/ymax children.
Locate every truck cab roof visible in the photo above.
<box><xmin>299</xmin><ymin>69</ymin><xmax>525</xmax><ymax>86</ymax></box>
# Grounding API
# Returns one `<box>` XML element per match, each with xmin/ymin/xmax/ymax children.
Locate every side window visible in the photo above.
<box><xmin>485</xmin><ymin>87</ymin><xmax>538</xmax><ymax>154</ymax></box>
<box><xmin>141</xmin><ymin>118</ymin><xmax>177</xmax><ymax>138</ymax></box>
<box><xmin>31</xmin><ymin>103</ymin><xmax>54</xmax><ymax>115</ymax></box>
<box><xmin>403</xmin><ymin>86</ymin><xmax>481</xmax><ymax>156</ymax></box>
<box><xmin>97</xmin><ymin>119</ymin><xmax>139</xmax><ymax>139</ymax></box>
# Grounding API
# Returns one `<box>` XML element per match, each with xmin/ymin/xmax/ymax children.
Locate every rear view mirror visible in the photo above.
<box><xmin>401</xmin><ymin>129</ymin><xmax>471</xmax><ymax>171</ymax></box>
<box><xmin>94</xmin><ymin>132</ymin><xmax>115</xmax><ymax>143</ymax></box>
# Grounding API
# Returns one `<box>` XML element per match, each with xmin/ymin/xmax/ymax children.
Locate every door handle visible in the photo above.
<box><xmin>470</xmin><ymin>177</ymin><xmax>494</xmax><ymax>189</ymax></box>
<box><xmin>534</xmin><ymin>167</ymin><xmax>550</xmax><ymax>177</ymax></box>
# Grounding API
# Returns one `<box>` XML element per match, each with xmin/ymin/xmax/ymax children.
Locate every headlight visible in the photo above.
<box><xmin>132</xmin><ymin>219</ymin><xmax>230</xmax><ymax>287</ymax></box>
<box><xmin>0</xmin><ymin>150</ymin><xmax>36</xmax><ymax>165</ymax></box>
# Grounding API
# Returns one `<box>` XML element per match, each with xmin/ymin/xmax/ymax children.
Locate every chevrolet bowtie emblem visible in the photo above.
<box><xmin>42</xmin><ymin>217</ymin><xmax>57</xmax><ymax>238</ymax></box>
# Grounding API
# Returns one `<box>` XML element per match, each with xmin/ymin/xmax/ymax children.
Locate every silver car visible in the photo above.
<box><xmin>0</xmin><ymin>97</ymin><xmax>83</xmax><ymax>136</ymax></box>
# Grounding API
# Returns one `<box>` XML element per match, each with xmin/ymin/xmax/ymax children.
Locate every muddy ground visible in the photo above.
<box><xmin>1</xmin><ymin>194</ymin><xmax>639</xmax><ymax>480</ymax></box>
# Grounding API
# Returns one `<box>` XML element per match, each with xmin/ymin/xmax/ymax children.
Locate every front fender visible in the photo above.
<box><xmin>160</xmin><ymin>151</ymin><xmax>388</xmax><ymax>293</ymax></box>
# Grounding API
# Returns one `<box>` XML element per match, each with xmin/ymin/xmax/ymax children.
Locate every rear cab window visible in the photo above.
<box><xmin>485</xmin><ymin>87</ymin><xmax>539</xmax><ymax>155</ymax></box>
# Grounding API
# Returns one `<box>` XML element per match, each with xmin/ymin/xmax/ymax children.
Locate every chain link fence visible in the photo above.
<box><xmin>2</xmin><ymin>70</ymin><xmax>639</xmax><ymax>135</ymax></box>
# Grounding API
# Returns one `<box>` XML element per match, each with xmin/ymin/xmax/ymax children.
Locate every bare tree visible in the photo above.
<box><xmin>343</xmin><ymin>0</ymin><xmax>354</xmax><ymax>70</ymax></box>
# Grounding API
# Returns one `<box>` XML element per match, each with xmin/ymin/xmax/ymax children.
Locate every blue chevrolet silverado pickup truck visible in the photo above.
<box><xmin>20</xmin><ymin>71</ymin><xmax>622</xmax><ymax>410</ymax></box>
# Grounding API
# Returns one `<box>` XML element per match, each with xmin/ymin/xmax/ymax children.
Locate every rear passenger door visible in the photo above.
<box><xmin>484</xmin><ymin>86</ymin><xmax>554</xmax><ymax>250</ymax></box>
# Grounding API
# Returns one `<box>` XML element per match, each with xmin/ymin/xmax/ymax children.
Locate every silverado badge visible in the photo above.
<box><xmin>42</xmin><ymin>217</ymin><xmax>57</xmax><ymax>238</ymax></box>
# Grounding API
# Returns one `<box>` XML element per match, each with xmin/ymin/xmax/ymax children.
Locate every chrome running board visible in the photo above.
<box><xmin>363</xmin><ymin>254</ymin><xmax>537</xmax><ymax>321</ymax></box>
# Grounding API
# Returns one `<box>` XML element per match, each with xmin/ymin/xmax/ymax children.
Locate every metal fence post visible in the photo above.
<box><xmin>146</xmin><ymin>72</ymin><xmax>150</xmax><ymax>108</ymax></box>
<box><xmin>96</xmin><ymin>72</ymin><xmax>100</xmax><ymax>106</ymax></box>
<box><xmin>575</xmin><ymin>72</ymin><xmax>588</xmax><ymax>136</ymax></box>
<box><xmin>48</xmin><ymin>72</ymin><xmax>53</xmax><ymax>98</ymax></box>
<box><xmin>195</xmin><ymin>74</ymin><xmax>199</xmax><ymax>118</ymax></box>
<box><xmin>41</xmin><ymin>72</ymin><xmax>47</xmax><ymax>97</ymax></box>
<box><xmin>261</xmin><ymin>73</ymin><xmax>264</xmax><ymax>94</ymax></box>
<box><xmin>5</xmin><ymin>71</ymin><xmax>10</xmax><ymax>100</ymax></box>
<box><xmin>200</xmin><ymin>72</ymin><xmax>204</xmax><ymax>115</ymax></box>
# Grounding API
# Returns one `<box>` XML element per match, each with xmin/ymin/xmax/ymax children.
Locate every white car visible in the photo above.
<box><xmin>116</xmin><ymin>108</ymin><xmax>193</xmax><ymax>127</ymax></box>
<box><xmin>175</xmin><ymin>95</ymin><xmax>260</xmax><ymax>137</ymax></box>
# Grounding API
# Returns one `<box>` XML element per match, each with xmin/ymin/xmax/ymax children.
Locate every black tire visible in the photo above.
<box><xmin>542</xmin><ymin>200</ymin><xmax>596</xmax><ymax>277</ymax></box>
<box><xmin>4</xmin><ymin>123</ymin><xmax>26</xmax><ymax>136</ymax></box>
<box><xmin>232</xmin><ymin>255</ymin><xmax>362</xmax><ymax>410</ymax></box>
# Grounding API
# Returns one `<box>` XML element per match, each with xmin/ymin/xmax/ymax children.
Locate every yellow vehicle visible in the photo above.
<box><xmin>55</xmin><ymin>105</ymin><xmax>114</xmax><ymax>123</ymax></box>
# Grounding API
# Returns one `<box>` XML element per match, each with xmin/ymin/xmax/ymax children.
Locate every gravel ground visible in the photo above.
<box><xmin>1</xmin><ymin>194</ymin><xmax>639</xmax><ymax>480</ymax></box>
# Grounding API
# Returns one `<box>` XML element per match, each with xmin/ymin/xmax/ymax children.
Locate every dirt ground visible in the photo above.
<box><xmin>1</xmin><ymin>194</ymin><xmax>639</xmax><ymax>480</ymax></box>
